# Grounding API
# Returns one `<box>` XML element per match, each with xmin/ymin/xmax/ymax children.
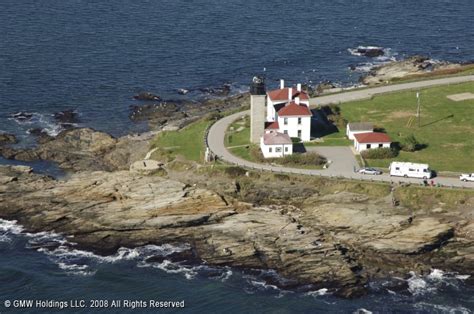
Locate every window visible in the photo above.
<box><xmin>297</xmin><ymin>130</ymin><xmax>302</xmax><ymax>138</ymax></box>
<box><xmin>395</xmin><ymin>167</ymin><xmax>400</xmax><ymax>170</ymax></box>
<box><xmin>378</xmin><ymin>144</ymin><xmax>383</xmax><ymax>148</ymax></box>
<box><xmin>298</xmin><ymin>117</ymin><xmax>302</xmax><ymax>125</ymax></box>
<box><xmin>367</xmin><ymin>144</ymin><xmax>371</xmax><ymax>149</ymax></box>
<box><xmin>284</xmin><ymin>118</ymin><xmax>288</xmax><ymax>125</ymax></box>
<box><xmin>283</xmin><ymin>130</ymin><xmax>288</xmax><ymax>134</ymax></box>
<box><xmin>276</xmin><ymin>147</ymin><xmax>282</xmax><ymax>152</ymax></box>
<box><xmin>284</xmin><ymin>147</ymin><xmax>288</xmax><ymax>152</ymax></box>
<box><xmin>269</xmin><ymin>147</ymin><xmax>272</xmax><ymax>153</ymax></box>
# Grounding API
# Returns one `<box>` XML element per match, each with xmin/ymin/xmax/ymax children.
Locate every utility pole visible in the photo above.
<box><xmin>416</xmin><ymin>91</ymin><xmax>421</xmax><ymax>127</ymax></box>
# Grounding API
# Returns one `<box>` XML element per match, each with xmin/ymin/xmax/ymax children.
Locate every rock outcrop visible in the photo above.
<box><xmin>1</xmin><ymin>166</ymin><xmax>473</xmax><ymax>297</ymax></box>
<box><xmin>0</xmin><ymin>128</ymin><xmax>149</xmax><ymax>172</ymax></box>
<box><xmin>0</xmin><ymin>133</ymin><xmax>17</xmax><ymax>145</ymax></box>
<box><xmin>361</xmin><ymin>56</ymin><xmax>465</xmax><ymax>85</ymax></box>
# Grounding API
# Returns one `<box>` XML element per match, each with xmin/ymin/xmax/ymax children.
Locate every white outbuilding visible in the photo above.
<box><xmin>353</xmin><ymin>132</ymin><xmax>392</xmax><ymax>153</ymax></box>
<box><xmin>346</xmin><ymin>122</ymin><xmax>374</xmax><ymax>140</ymax></box>
<box><xmin>260</xmin><ymin>132</ymin><xmax>293</xmax><ymax>158</ymax></box>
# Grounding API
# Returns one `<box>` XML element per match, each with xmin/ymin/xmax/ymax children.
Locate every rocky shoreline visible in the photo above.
<box><xmin>1</xmin><ymin>159</ymin><xmax>473</xmax><ymax>298</ymax></box>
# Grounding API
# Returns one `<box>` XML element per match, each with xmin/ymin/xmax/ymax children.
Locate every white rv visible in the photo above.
<box><xmin>389</xmin><ymin>162</ymin><xmax>432</xmax><ymax>179</ymax></box>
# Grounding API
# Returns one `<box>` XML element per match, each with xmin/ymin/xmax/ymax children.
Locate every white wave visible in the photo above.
<box><xmin>249</xmin><ymin>279</ymin><xmax>279</xmax><ymax>291</ymax></box>
<box><xmin>427</xmin><ymin>268</ymin><xmax>445</xmax><ymax>281</ymax></box>
<box><xmin>9</xmin><ymin>112</ymin><xmax>71</xmax><ymax>137</ymax></box>
<box><xmin>138</xmin><ymin>259</ymin><xmax>197</xmax><ymax>280</ymax></box>
<box><xmin>414</xmin><ymin>302</ymin><xmax>471</xmax><ymax>314</ymax></box>
<box><xmin>305</xmin><ymin>288</ymin><xmax>329</xmax><ymax>297</ymax></box>
<box><xmin>0</xmin><ymin>219</ymin><xmax>24</xmax><ymax>242</ymax></box>
<box><xmin>353</xmin><ymin>309</ymin><xmax>373</xmax><ymax>314</ymax></box>
<box><xmin>407</xmin><ymin>271</ymin><xmax>431</xmax><ymax>296</ymax></box>
<box><xmin>456</xmin><ymin>274</ymin><xmax>471</xmax><ymax>280</ymax></box>
<box><xmin>348</xmin><ymin>46</ymin><xmax>385</xmax><ymax>57</ymax></box>
<box><xmin>219</xmin><ymin>268</ymin><xmax>233</xmax><ymax>282</ymax></box>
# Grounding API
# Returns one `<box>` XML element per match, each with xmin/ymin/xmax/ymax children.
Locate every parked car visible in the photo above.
<box><xmin>460</xmin><ymin>173</ymin><xmax>474</xmax><ymax>182</ymax></box>
<box><xmin>358</xmin><ymin>167</ymin><xmax>382</xmax><ymax>175</ymax></box>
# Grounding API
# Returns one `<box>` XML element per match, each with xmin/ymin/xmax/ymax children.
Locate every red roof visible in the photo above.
<box><xmin>354</xmin><ymin>132</ymin><xmax>391</xmax><ymax>144</ymax></box>
<box><xmin>267</xmin><ymin>87</ymin><xmax>309</xmax><ymax>101</ymax></box>
<box><xmin>277</xmin><ymin>102</ymin><xmax>312</xmax><ymax>117</ymax></box>
<box><xmin>265</xmin><ymin>121</ymin><xmax>279</xmax><ymax>130</ymax></box>
<box><xmin>263</xmin><ymin>132</ymin><xmax>292</xmax><ymax>145</ymax></box>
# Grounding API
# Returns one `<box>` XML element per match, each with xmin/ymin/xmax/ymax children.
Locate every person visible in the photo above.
<box><xmin>430</xmin><ymin>180</ymin><xmax>435</xmax><ymax>186</ymax></box>
<box><xmin>423</xmin><ymin>179</ymin><xmax>428</xmax><ymax>186</ymax></box>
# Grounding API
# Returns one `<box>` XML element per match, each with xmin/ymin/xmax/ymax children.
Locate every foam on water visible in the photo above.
<box><xmin>8</xmin><ymin>111</ymin><xmax>78</xmax><ymax>137</ymax></box>
<box><xmin>0</xmin><ymin>219</ymin><xmax>24</xmax><ymax>243</ymax></box>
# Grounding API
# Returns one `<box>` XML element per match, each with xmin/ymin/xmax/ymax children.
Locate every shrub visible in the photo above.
<box><xmin>277</xmin><ymin>152</ymin><xmax>326</xmax><ymax>166</ymax></box>
<box><xmin>224</xmin><ymin>166</ymin><xmax>247</xmax><ymax>177</ymax></box>
<box><xmin>401</xmin><ymin>134</ymin><xmax>420</xmax><ymax>152</ymax></box>
<box><xmin>291</xmin><ymin>137</ymin><xmax>301</xmax><ymax>143</ymax></box>
<box><xmin>361</xmin><ymin>147</ymin><xmax>398</xmax><ymax>159</ymax></box>
<box><xmin>250</xmin><ymin>145</ymin><xmax>265</xmax><ymax>162</ymax></box>
<box><xmin>206</xmin><ymin>112</ymin><xmax>223</xmax><ymax>121</ymax></box>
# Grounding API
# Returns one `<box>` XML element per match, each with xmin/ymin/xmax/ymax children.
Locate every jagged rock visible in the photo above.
<box><xmin>0</xmin><ymin>133</ymin><xmax>17</xmax><ymax>145</ymax></box>
<box><xmin>361</xmin><ymin>56</ymin><xmax>463</xmax><ymax>85</ymax></box>
<box><xmin>53</xmin><ymin>109</ymin><xmax>80</xmax><ymax>126</ymax></box>
<box><xmin>133</xmin><ymin>92</ymin><xmax>161</xmax><ymax>101</ymax></box>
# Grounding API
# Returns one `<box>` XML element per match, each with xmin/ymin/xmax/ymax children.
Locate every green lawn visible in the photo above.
<box><xmin>225</xmin><ymin>115</ymin><xmax>250</xmax><ymax>147</ymax></box>
<box><xmin>338</xmin><ymin>82</ymin><xmax>474</xmax><ymax>172</ymax></box>
<box><xmin>150</xmin><ymin>119</ymin><xmax>210</xmax><ymax>162</ymax></box>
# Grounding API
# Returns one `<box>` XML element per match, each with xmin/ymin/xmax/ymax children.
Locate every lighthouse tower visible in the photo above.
<box><xmin>250</xmin><ymin>76</ymin><xmax>266</xmax><ymax>143</ymax></box>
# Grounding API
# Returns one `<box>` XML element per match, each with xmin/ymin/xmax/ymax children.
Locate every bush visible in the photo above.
<box><xmin>401</xmin><ymin>134</ymin><xmax>419</xmax><ymax>152</ymax></box>
<box><xmin>224</xmin><ymin>166</ymin><xmax>247</xmax><ymax>177</ymax></box>
<box><xmin>291</xmin><ymin>137</ymin><xmax>301</xmax><ymax>143</ymax></box>
<box><xmin>206</xmin><ymin>112</ymin><xmax>223</xmax><ymax>121</ymax></box>
<box><xmin>361</xmin><ymin>147</ymin><xmax>398</xmax><ymax>159</ymax></box>
<box><xmin>277</xmin><ymin>152</ymin><xmax>326</xmax><ymax>166</ymax></box>
<box><xmin>250</xmin><ymin>145</ymin><xmax>265</xmax><ymax>162</ymax></box>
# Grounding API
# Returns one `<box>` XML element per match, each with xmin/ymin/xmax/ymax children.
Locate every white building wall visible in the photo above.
<box><xmin>277</xmin><ymin>115</ymin><xmax>311</xmax><ymax>142</ymax></box>
<box><xmin>260</xmin><ymin>138</ymin><xmax>293</xmax><ymax>158</ymax></box>
<box><xmin>266</xmin><ymin>98</ymin><xmax>309</xmax><ymax>122</ymax></box>
<box><xmin>355</xmin><ymin>141</ymin><xmax>391</xmax><ymax>152</ymax></box>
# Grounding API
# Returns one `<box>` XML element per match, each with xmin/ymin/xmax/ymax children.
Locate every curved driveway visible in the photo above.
<box><xmin>207</xmin><ymin>76</ymin><xmax>474</xmax><ymax>189</ymax></box>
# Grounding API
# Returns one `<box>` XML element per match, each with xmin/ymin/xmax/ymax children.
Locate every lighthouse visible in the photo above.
<box><xmin>250</xmin><ymin>76</ymin><xmax>266</xmax><ymax>143</ymax></box>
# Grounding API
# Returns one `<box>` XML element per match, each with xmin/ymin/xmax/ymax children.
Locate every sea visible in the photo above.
<box><xmin>1</xmin><ymin>1</ymin><xmax>474</xmax><ymax>313</ymax></box>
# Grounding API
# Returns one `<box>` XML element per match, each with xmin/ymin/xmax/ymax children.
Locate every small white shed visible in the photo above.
<box><xmin>354</xmin><ymin>132</ymin><xmax>392</xmax><ymax>153</ymax></box>
<box><xmin>346</xmin><ymin>122</ymin><xmax>373</xmax><ymax>140</ymax></box>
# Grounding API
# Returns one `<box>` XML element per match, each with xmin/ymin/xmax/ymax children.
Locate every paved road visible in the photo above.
<box><xmin>207</xmin><ymin>76</ymin><xmax>474</xmax><ymax>189</ymax></box>
<box><xmin>308</xmin><ymin>75</ymin><xmax>474</xmax><ymax>106</ymax></box>
<box><xmin>305</xmin><ymin>146</ymin><xmax>359</xmax><ymax>173</ymax></box>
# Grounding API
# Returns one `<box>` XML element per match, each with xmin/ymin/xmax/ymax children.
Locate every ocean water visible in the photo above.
<box><xmin>1</xmin><ymin>0</ymin><xmax>474</xmax><ymax>312</ymax></box>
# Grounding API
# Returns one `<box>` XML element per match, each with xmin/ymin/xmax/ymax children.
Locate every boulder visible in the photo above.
<box><xmin>0</xmin><ymin>133</ymin><xmax>17</xmax><ymax>145</ymax></box>
<box><xmin>133</xmin><ymin>92</ymin><xmax>161</xmax><ymax>101</ymax></box>
<box><xmin>53</xmin><ymin>109</ymin><xmax>80</xmax><ymax>126</ymax></box>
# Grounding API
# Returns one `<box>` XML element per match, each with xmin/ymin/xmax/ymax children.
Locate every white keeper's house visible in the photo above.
<box><xmin>249</xmin><ymin>77</ymin><xmax>313</xmax><ymax>158</ymax></box>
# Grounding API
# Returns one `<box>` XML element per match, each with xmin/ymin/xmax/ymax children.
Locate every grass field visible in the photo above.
<box><xmin>225</xmin><ymin>115</ymin><xmax>250</xmax><ymax>147</ymax></box>
<box><xmin>150</xmin><ymin>119</ymin><xmax>210</xmax><ymax>162</ymax></box>
<box><xmin>336</xmin><ymin>82</ymin><xmax>474</xmax><ymax>172</ymax></box>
